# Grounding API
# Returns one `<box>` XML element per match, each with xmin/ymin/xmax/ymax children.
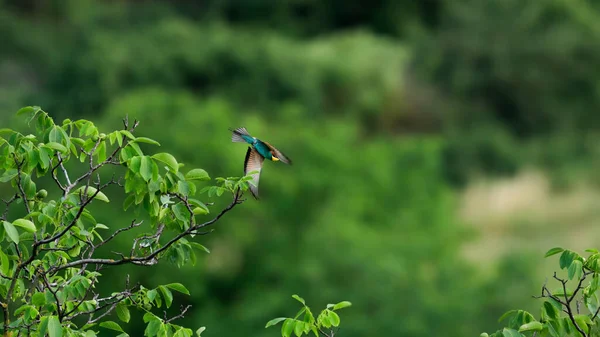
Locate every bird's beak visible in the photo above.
<box><xmin>272</xmin><ymin>157</ymin><xmax>280</xmax><ymax>162</ymax></box>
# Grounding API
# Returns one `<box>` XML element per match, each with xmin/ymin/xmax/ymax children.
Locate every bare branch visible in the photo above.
<box><xmin>1</xmin><ymin>194</ymin><xmax>18</xmax><ymax>221</ymax></box>
<box><xmin>95</xmin><ymin>220</ymin><xmax>143</xmax><ymax>249</ymax></box>
<box><xmin>165</xmin><ymin>305</ymin><xmax>192</xmax><ymax>324</ymax></box>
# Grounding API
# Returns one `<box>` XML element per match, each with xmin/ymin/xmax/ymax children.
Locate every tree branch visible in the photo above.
<box><xmin>48</xmin><ymin>189</ymin><xmax>243</xmax><ymax>273</ymax></box>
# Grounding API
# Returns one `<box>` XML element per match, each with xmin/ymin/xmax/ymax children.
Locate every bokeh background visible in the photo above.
<box><xmin>2</xmin><ymin>0</ymin><xmax>600</xmax><ymax>336</ymax></box>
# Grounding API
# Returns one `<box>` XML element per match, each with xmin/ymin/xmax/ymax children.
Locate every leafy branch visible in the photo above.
<box><xmin>0</xmin><ymin>107</ymin><xmax>252</xmax><ymax>337</ymax></box>
<box><xmin>483</xmin><ymin>247</ymin><xmax>600</xmax><ymax>337</ymax></box>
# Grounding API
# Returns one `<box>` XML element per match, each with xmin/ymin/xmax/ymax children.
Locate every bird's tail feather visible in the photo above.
<box><xmin>230</xmin><ymin>127</ymin><xmax>251</xmax><ymax>143</ymax></box>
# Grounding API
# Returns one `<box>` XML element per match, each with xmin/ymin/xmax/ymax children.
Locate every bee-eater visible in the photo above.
<box><xmin>229</xmin><ymin>127</ymin><xmax>292</xmax><ymax>199</ymax></box>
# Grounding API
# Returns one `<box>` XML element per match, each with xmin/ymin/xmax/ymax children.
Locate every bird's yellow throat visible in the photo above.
<box><xmin>272</xmin><ymin>157</ymin><xmax>279</xmax><ymax>162</ymax></box>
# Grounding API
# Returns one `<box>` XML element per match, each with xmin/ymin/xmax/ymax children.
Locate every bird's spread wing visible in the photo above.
<box><xmin>230</xmin><ymin>127</ymin><xmax>251</xmax><ymax>143</ymax></box>
<box><xmin>244</xmin><ymin>147</ymin><xmax>264</xmax><ymax>199</ymax></box>
<box><xmin>263</xmin><ymin>141</ymin><xmax>292</xmax><ymax>165</ymax></box>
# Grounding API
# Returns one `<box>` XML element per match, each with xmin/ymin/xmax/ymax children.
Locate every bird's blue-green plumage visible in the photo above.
<box><xmin>230</xmin><ymin>127</ymin><xmax>292</xmax><ymax>199</ymax></box>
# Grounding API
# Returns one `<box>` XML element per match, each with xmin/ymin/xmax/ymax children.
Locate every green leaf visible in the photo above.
<box><xmin>116</xmin><ymin>303</ymin><xmax>131</xmax><ymax>323</ymax></box>
<box><xmin>48</xmin><ymin>315</ymin><xmax>62</xmax><ymax>337</ymax></box>
<box><xmin>193</xmin><ymin>207</ymin><xmax>209</xmax><ymax>215</ymax></box>
<box><xmin>188</xmin><ymin>199</ymin><xmax>209</xmax><ymax>215</ymax></box>
<box><xmin>76</xmin><ymin>186</ymin><xmax>109</xmax><ymax>203</ymax></box>
<box><xmin>177</xmin><ymin>181</ymin><xmax>190</xmax><ymax>196</ymax></box>
<box><xmin>185</xmin><ymin>169</ymin><xmax>210</xmax><ymax>181</ymax></box>
<box><xmin>190</xmin><ymin>242</ymin><xmax>210</xmax><ymax>254</ymax></box>
<box><xmin>158</xmin><ymin>286</ymin><xmax>173</xmax><ymax>308</ymax></box>
<box><xmin>140</xmin><ymin>156</ymin><xmax>153</xmax><ymax>182</ymax></box>
<box><xmin>120</xmin><ymin>130</ymin><xmax>135</xmax><ymax>140</ymax></box>
<box><xmin>545</xmin><ymin>247</ymin><xmax>564</xmax><ymax>258</ymax></box>
<box><xmin>134</xmin><ymin>137</ymin><xmax>161</xmax><ymax>146</ymax></box>
<box><xmin>332</xmin><ymin>301</ymin><xmax>352</xmax><ymax>310</ymax></box>
<box><xmin>519</xmin><ymin>321</ymin><xmax>543</xmax><ymax>332</ymax></box>
<box><xmin>145</xmin><ymin>319</ymin><xmax>162</xmax><ymax>336</ymax></box>
<box><xmin>100</xmin><ymin>321</ymin><xmax>125</xmax><ymax>332</ymax></box>
<box><xmin>152</xmin><ymin>153</ymin><xmax>179</xmax><ymax>172</ymax></box>
<box><xmin>44</xmin><ymin>142</ymin><xmax>68</xmax><ymax>153</ymax></box>
<box><xmin>559</xmin><ymin>250</ymin><xmax>576</xmax><ymax>270</ymax></box>
<box><xmin>0</xmin><ymin>169</ymin><xmax>18</xmax><ymax>182</ymax></box>
<box><xmin>543</xmin><ymin>301</ymin><xmax>559</xmax><ymax>320</ymax></box>
<box><xmin>17</xmin><ymin>106</ymin><xmax>39</xmax><ymax>117</ymax></box>
<box><xmin>282</xmin><ymin>319</ymin><xmax>295</xmax><ymax>337</ymax></box>
<box><xmin>502</xmin><ymin>328</ymin><xmax>522</xmax><ymax>337</ymax></box>
<box><xmin>568</xmin><ymin>260</ymin><xmax>583</xmax><ymax>280</ymax></box>
<box><xmin>12</xmin><ymin>219</ymin><xmax>36</xmax><ymax>233</ymax></box>
<box><xmin>292</xmin><ymin>294</ymin><xmax>306</xmax><ymax>305</ymax></box>
<box><xmin>3</xmin><ymin>221</ymin><xmax>19</xmax><ymax>244</ymax></box>
<box><xmin>265</xmin><ymin>317</ymin><xmax>287</xmax><ymax>328</ymax></box>
<box><xmin>328</xmin><ymin>311</ymin><xmax>340</xmax><ymax>327</ymax></box>
<box><xmin>32</xmin><ymin>292</ymin><xmax>46</xmax><ymax>306</ymax></box>
<box><xmin>165</xmin><ymin>283</ymin><xmax>190</xmax><ymax>295</ymax></box>
<box><xmin>38</xmin><ymin>316</ymin><xmax>49</xmax><ymax>337</ymax></box>
<box><xmin>294</xmin><ymin>321</ymin><xmax>305</xmax><ymax>337</ymax></box>
<box><xmin>196</xmin><ymin>327</ymin><xmax>206</xmax><ymax>337</ymax></box>
<box><xmin>574</xmin><ymin>314</ymin><xmax>592</xmax><ymax>326</ymax></box>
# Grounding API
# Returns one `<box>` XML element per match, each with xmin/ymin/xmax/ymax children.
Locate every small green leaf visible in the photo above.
<box><xmin>282</xmin><ymin>319</ymin><xmax>295</xmax><ymax>337</ymax></box>
<box><xmin>116</xmin><ymin>303</ymin><xmax>131</xmax><ymax>323</ymax></box>
<box><xmin>0</xmin><ymin>169</ymin><xmax>18</xmax><ymax>182</ymax></box>
<box><xmin>294</xmin><ymin>321</ymin><xmax>305</xmax><ymax>337</ymax></box>
<box><xmin>196</xmin><ymin>327</ymin><xmax>206</xmax><ymax>337</ymax></box>
<box><xmin>100</xmin><ymin>321</ymin><xmax>125</xmax><ymax>332</ymax></box>
<box><xmin>193</xmin><ymin>207</ymin><xmax>209</xmax><ymax>215</ymax></box>
<box><xmin>152</xmin><ymin>153</ymin><xmax>179</xmax><ymax>172</ymax></box>
<box><xmin>134</xmin><ymin>137</ymin><xmax>161</xmax><ymax>146</ymax></box>
<box><xmin>12</xmin><ymin>219</ymin><xmax>36</xmax><ymax>233</ymax></box>
<box><xmin>44</xmin><ymin>142</ymin><xmax>68</xmax><ymax>153</ymax></box>
<box><xmin>502</xmin><ymin>328</ymin><xmax>522</xmax><ymax>337</ymax></box>
<box><xmin>165</xmin><ymin>283</ymin><xmax>190</xmax><ymax>295</ymax></box>
<box><xmin>17</xmin><ymin>106</ymin><xmax>39</xmax><ymax>117</ymax></box>
<box><xmin>32</xmin><ymin>292</ymin><xmax>46</xmax><ymax>306</ymax></box>
<box><xmin>48</xmin><ymin>315</ymin><xmax>62</xmax><ymax>337</ymax></box>
<box><xmin>158</xmin><ymin>286</ymin><xmax>173</xmax><ymax>308</ymax></box>
<box><xmin>140</xmin><ymin>156</ymin><xmax>153</xmax><ymax>182</ymax></box>
<box><xmin>568</xmin><ymin>260</ymin><xmax>583</xmax><ymax>280</ymax></box>
<box><xmin>559</xmin><ymin>250</ymin><xmax>576</xmax><ymax>269</ymax></box>
<box><xmin>543</xmin><ymin>301</ymin><xmax>559</xmax><ymax>320</ymax></box>
<box><xmin>190</xmin><ymin>242</ymin><xmax>210</xmax><ymax>254</ymax></box>
<box><xmin>292</xmin><ymin>294</ymin><xmax>306</xmax><ymax>305</ymax></box>
<box><xmin>185</xmin><ymin>169</ymin><xmax>210</xmax><ymax>181</ymax></box>
<box><xmin>265</xmin><ymin>317</ymin><xmax>287</xmax><ymax>328</ymax></box>
<box><xmin>76</xmin><ymin>186</ymin><xmax>109</xmax><ymax>203</ymax></box>
<box><xmin>120</xmin><ymin>130</ymin><xmax>135</xmax><ymax>140</ymax></box>
<box><xmin>332</xmin><ymin>301</ymin><xmax>352</xmax><ymax>310</ymax></box>
<box><xmin>519</xmin><ymin>321</ymin><xmax>543</xmax><ymax>332</ymax></box>
<box><xmin>545</xmin><ymin>247</ymin><xmax>564</xmax><ymax>257</ymax></box>
<box><xmin>328</xmin><ymin>311</ymin><xmax>340</xmax><ymax>327</ymax></box>
<box><xmin>3</xmin><ymin>221</ymin><xmax>19</xmax><ymax>244</ymax></box>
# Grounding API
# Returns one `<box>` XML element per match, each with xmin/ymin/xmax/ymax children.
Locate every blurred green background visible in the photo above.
<box><xmin>2</xmin><ymin>0</ymin><xmax>600</xmax><ymax>335</ymax></box>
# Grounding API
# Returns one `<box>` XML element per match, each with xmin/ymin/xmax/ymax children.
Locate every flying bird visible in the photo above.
<box><xmin>230</xmin><ymin>127</ymin><xmax>292</xmax><ymax>199</ymax></box>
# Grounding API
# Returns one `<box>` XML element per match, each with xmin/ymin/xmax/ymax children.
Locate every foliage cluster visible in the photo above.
<box><xmin>484</xmin><ymin>248</ymin><xmax>600</xmax><ymax>337</ymax></box>
<box><xmin>0</xmin><ymin>107</ymin><xmax>249</xmax><ymax>336</ymax></box>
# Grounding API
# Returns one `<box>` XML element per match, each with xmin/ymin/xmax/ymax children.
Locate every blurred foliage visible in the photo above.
<box><xmin>0</xmin><ymin>0</ymin><xmax>598</xmax><ymax>336</ymax></box>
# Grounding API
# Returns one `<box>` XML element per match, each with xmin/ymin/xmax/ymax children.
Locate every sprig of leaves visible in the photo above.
<box><xmin>482</xmin><ymin>247</ymin><xmax>600</xmax><ymax>337</ymax></box>
<box><xmin>266</xmin><ymin>295</ymin><xmax>352</xmax><ymax>337</ymax></box>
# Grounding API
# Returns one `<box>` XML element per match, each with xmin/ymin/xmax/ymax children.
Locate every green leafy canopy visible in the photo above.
<box><xmin>0</xmin><ymin>107</ymin><xmax>253</xmax><ymax>336</ymax></box>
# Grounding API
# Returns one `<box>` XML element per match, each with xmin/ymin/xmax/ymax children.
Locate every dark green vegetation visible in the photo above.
<box><xmin>1</xmin><ymin>0</ymin><xmax>599</xmax><ymax>336</ymax></box>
